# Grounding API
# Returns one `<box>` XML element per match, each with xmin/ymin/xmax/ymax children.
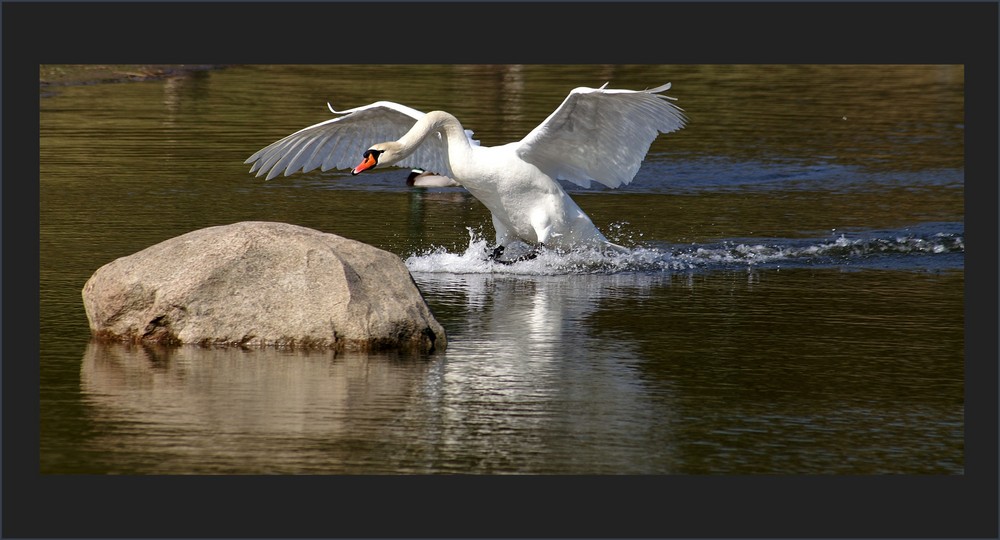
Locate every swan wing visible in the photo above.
<box><xmin>516</xmin><ymin>82</ymin><xmax>686</xmax><ymax>189</ymax></box>
<box><xmin>246</xmin><ymin>101</ymin><xmax>473</xmax><ymax>181</ymax></box>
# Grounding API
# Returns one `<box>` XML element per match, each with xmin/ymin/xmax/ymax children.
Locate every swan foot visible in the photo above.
<box><xmin>487</xmin><ymin>245</ymin><xmax>506</xmax><ymax>261</ymax></box>
<box><xmin>485</xmin><ymin>244</ymin><xmax>541</xmax><ymax>265</ymax></box>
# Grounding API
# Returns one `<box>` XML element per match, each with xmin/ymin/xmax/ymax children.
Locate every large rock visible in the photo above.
<box><xmin>82</xmin><ymin>221</ymin><xmax>446</xmax><ymax>353</ymax></box>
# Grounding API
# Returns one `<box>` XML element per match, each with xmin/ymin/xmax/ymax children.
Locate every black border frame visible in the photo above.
<box><xmin>5</xmin><ymin>2</ymin><xmax>997</xmax><ymax>538</ymax></box>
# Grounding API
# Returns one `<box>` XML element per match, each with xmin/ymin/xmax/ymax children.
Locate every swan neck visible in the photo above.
<box><xmin>398</xmin><ymin>111</ymin><xmax>469</xmax><ymax>155</ymax></box>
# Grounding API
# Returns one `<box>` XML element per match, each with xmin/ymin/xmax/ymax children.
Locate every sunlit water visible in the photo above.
<box><xmin>40</xmin><ymin>64</ymin><xmax>964</xmax><ymax>474</ymax></box>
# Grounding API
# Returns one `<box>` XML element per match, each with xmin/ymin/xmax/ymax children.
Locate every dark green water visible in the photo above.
<box><xmin>40</xmin><ymin>64</ymin><xmax>964</xmax><ymax>474</ymax></box>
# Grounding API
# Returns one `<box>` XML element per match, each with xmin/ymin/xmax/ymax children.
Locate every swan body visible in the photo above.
<box><xmin>246</xmin><ymin>83</ymin><xmax>686</xmax><ymax>253</ymax></box>
<box><xmin>407</xmin><ymin>169</ymin><xmax>460</xmax><ymax>188</ymax></box>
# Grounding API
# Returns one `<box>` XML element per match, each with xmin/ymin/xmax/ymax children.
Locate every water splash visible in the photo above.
<box><xmin>404</xmin><ymin>226</ymin><xmax>964</xmax><ymax>276</ymax></box>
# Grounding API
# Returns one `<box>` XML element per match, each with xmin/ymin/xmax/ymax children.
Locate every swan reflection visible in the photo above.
<box><xmin>411</xmin><ymin>272</ymin><xmax>679</xmax><ymax>473</ymax></box>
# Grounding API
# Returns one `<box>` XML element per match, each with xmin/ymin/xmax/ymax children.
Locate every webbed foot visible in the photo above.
<box><xmin>486</xmin><ymin>245</ymin><xmax>506</xmax><ymax>261</ymax></box>
<box><xmin>485</xmin><ymin>244</ymin><xmax>541</xmax><ymax>265</ymax></box>
<box><xmin>516</xmin><ymin>248</ymin><xmax>540</xmax><ymax>262</ymax></box>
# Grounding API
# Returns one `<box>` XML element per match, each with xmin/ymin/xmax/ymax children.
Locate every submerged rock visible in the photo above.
<box><xmin>81</xmin><ymin>221</ymin><xmax>446</xmax><ymax>353</ymax></box>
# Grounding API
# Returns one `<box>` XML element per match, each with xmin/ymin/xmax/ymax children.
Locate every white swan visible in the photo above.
<box><xmin>406</xmin><ymin>168</ymin><xmax>460</xmax><ymax>188</ymax></box>
<box><xmin>246</xmin><ymin>82</ymin><xmax>686</xmax><ymax>259</ymax></box>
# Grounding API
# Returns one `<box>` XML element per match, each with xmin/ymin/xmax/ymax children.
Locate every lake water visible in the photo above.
<box><xmin>40</xmin><ymin>64</ymin><xmax>964</xmax><ymax>474</ymax></box>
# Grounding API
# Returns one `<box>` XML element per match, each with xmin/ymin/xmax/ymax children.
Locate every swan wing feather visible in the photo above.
<box><xmin>516</xmin><ymin>82</ymin><xmax>686</xmax><ymax>189</ymax></box>
<box><xmin>245</xmin><ymin>101</ymin><xmax>464</xmax><ymax>180</ymax></box>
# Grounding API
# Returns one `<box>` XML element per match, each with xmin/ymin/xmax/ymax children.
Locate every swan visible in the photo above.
<box><xmin>246</xmin><ymin>82</ymin><xmax>686</xmax><ymax>260</ymax></box>
<box><xmin>406</xmin><ymin>168</ymin><xmax>460</xmax><ymax>188</ymax></box>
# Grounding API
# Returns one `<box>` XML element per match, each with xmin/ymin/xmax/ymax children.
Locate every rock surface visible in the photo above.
<box><xmin>81</xmin><ymin>221</ymin><xmax>446</xmax><ymax>353</ymax></box>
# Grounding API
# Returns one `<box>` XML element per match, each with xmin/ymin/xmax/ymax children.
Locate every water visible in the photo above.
<box><xmin>40</xmin><ymin>64</ymin><xmax>964</xmax><ymax>474</ymax></box>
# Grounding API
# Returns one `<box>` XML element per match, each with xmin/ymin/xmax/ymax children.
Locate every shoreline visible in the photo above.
<box><xmin>40</xmin><ymin>64</ymin><xmax>227</xmax><ymax>90</ymax></box>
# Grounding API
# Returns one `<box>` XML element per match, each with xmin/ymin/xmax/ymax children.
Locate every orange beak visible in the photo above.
<box><xmin>352</xmin><ymin>153</ymin><xmax>378</xmax><ymax>175</ymax></box>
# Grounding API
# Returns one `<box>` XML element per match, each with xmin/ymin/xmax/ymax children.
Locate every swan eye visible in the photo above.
<box><xmin>362</xmin><ymin>149</ymin><xmax>384</xmax><ymax>160</ymax></box>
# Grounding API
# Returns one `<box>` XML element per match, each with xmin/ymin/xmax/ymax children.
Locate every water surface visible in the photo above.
<box><xmin>40</xmin><ymin>64</ymin><xmax>964</xmax><ymax>474</ymax></box>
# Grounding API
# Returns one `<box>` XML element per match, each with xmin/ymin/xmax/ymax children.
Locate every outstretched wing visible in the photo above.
<box><xmin>246</xmin><ymin>101</ymin><xmax>476</xmax><ymax>180</ymax></box>
<box><xmin>515</xmin><ymin>82</ymin><xmax>686</xmax><ymax>189</ymax></box>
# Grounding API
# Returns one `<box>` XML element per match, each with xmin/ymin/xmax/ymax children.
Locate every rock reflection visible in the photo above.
<box><xmin>80</xmin><ymin>341</ymin><xmax>434</xmax><ymax>473</ymax></box>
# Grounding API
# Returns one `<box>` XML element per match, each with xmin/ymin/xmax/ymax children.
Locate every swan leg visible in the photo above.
<box><xmin>529</xmin><ymin>208</ymin><xmax>554</xmax><ymax>245</ymax></box>
<box><xmin>485</xmin><ymin>214</ymin><xmax>517</xmax><ymax>262</ymax></box>
<box><xmin>491</xmin><ymin>214</ymin><xmax>515</xmax><ymax>247</ymax></box>
<box><xmin>485</xmin><ymin>213</ymin><xmax>547</xmax><ymax>264</ymax></box>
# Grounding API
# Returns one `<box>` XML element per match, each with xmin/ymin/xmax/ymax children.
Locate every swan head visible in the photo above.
<box><xmin>351</xmin><ymin>142</ymin><xmax>403</xmax><ymax>175</ymax></box>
